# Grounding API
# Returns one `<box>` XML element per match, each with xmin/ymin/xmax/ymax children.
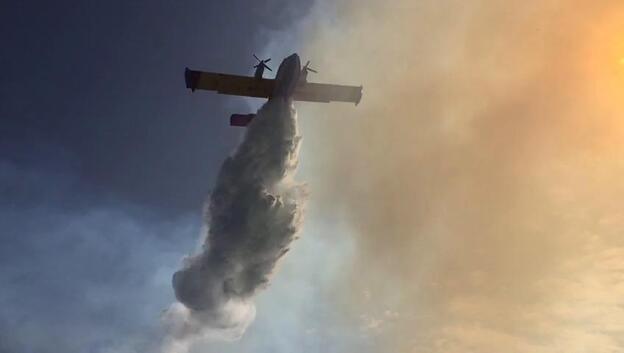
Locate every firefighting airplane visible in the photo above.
<box><xmin>184</xmin><ymin>53</ymin><xmax>363</xmax><ymax>127</ymax></box>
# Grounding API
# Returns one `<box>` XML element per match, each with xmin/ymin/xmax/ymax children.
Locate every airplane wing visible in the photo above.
<box><xmin>293</xmin><ymin>82</ymin><xmax>363</xmax><ymax>105</ymax></box>
<box><xmin>185</xmin><ymin>68</ymin><xmax>275</xmax><ymax>98</ymax></box>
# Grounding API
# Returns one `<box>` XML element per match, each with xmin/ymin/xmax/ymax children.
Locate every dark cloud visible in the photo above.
<box><xmin>0</xmin><ymin>0</ymin><xmax>315</xmax><ymax>216</ymax></box>
<box><xmin>1</xmin><ymin>1</ymin><xmax>317</xmax><ymax>352</ymax></box>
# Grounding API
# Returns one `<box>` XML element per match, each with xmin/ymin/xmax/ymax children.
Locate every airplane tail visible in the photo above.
<box><xmin>230</xmin><ymin>114</ymin><xmax>256</xmax><ymax>127</ymax></box>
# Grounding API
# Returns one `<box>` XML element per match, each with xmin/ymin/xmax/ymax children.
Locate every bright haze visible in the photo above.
<box><xmin>297</xmin><ymin>1</ymin><xmax>624</xmax><ymax>352</ymax></box>
<box><xmin>3</xmin><ymin>1</ymin><xmax>624</xmax><ymax>353</ymax></box>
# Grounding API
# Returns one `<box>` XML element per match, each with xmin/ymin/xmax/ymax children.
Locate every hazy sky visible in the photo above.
<box><xmin>297</xmin><ymin>1</ymin><xmax>624</xmax><ymax>352</ymax></box>
<box><xmin>3</xmin><ymin>1</ymin><xmax>624</xmax><ymax>353</ymax></box>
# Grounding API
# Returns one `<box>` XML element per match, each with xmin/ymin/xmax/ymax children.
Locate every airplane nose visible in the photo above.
<box><xmin>284</xmin><ymin>53</ymin><xmax>300</xmax><ymax>67</ymax></box>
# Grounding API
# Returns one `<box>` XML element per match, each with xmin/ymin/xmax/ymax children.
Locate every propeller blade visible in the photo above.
<box><xmin>305</xmin><ymin>60</ymin><xmax>310</xmax><ymax>67</ymax></box>
<box><xmin>265</xmin><ymin>65</ymin><xmax>273</xmax><ymax>71</ymax></box>
<box><xmin>253</xmin><ymin>54</ymin><xmax>261</xmax><ymax>61</ymax></box>
<box><xmin>264</xmin><ymin>58</ymin><xmax>271</xmax><ymax>63</ymax></box>
<box><xmin>308</xmin><ymin>68</ymin><xmax>318</xmax><ymax>73</ymax></box>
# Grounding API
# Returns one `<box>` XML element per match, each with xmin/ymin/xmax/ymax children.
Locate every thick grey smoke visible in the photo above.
<box><xmin>163</xmin><ymin>98</ymin><xmax>305</xmax><ymax>352</ymax></box>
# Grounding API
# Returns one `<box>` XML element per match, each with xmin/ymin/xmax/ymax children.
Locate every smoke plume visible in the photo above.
<box><xmin>164</xmin><ymin>98</ymin><xmax>305</xmax><ymax>352</ymax></box>
<box><xmin>294</xmin><ymin>1</ymin><xmax>624</xmax><ymax>352</ymax></box>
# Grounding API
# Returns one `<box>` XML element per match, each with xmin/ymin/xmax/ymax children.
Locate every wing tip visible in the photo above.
<box><xmin>355</xmin><ymin>85</ymin><xmax>363</xmax><ymax>106</ymax></box>
<box><xmin>185</xmin><ymin>67</ymin><xmax>199</xmax><ymax>92</ymax></box>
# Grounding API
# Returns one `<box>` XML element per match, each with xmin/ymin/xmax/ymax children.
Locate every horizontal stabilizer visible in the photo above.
<box><xmin>230</xmin><ymin>114</ymin><xmax>256</xmax><ymax>127</ymax></box>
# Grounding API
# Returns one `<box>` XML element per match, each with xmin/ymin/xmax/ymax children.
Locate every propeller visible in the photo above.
<box><xmin>253</xmin><ymin>54</ymin><xmax>272</xmax><ymax>71</ymax></box>
<box><xmin>303</xmin><ymin>60</ymin><xmax>318</xmax><ymax>73</ymax></box>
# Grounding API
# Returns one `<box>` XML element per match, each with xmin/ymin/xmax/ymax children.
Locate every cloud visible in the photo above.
<box><xmin>0</xmin><ymin>156</ymin><xmax>197</xmax><ymax>353</ymax></box>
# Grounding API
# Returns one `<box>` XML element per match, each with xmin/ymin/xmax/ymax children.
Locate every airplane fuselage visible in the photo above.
<box><xmin>272</xmin><ymin>53</ymin><xmax>301</xmax><ymax>100</ymax></box>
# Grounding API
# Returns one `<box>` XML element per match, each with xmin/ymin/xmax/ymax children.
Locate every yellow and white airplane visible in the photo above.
<box><xmin>185</xmin><ymin>53</ymin><xmax>363</xmax><ymax>127</ymax></box>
